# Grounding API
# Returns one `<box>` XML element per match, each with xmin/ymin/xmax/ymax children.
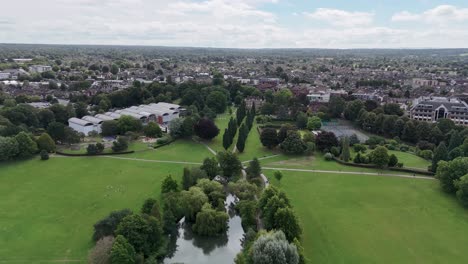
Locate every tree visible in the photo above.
<box><xmin>315</xmin><ymin>131</ymin><xmax>339</xmax><ymax>152</ymax></box>
<box><xmin>222</xmin><ymin>128</ymin><xmax>231</xmax><ymax>150</ymax></box>
<box><xmin>402</xmin><ymin>121</ymin><xmax>417</xmax><ymax>143</ymax></box>
<box><xmin>307</xmin><ymin>116</ymin><xmax>322</xmax><ymax>130</ymax></box>
<box><xmin>141</xmin><ymin>198</ymin><xmax>157</xmax><ymax>215</ymax></box>
<box><xmin>96</xmin><ymin>143</ymin><xmax>105</xmax><ymax>153</ymax></box>
<box><xmin>110</xmin><ymin>64</ymin><xmax>119</xmax><ymax>75</ymax></box>
<box><xmin>206</xmin><ymin>91</ymin><xmax>228</xmax><ymax>114</ymax></box>
<box><xmin>236</xmin><ymin>130</ymin><xmax>247</xmax><ymax>153</ymax></box>
<box><xmin>117</xmin><ymin>116</ymin><xmax>142</xmax><ymax>134</ymax></box>
<box><xmin>110</xmin><ymin>235</ymin><xmax>136</xmax><ymax>264</ymax></box>
<box><xmin>161</xmin><ymin>175</ymin><xmax>179</xmax><ymax>193</ymax></box>
<box><xmin>88</xmin><ymin>236</ymin><xmax>114</xmax><ymax>264</ymax></box>
<box><xmin>250</xmin><ymin>231</ymin><xmax>299</xmax><ymax>264</ymax></box>
<box><xmin>278</xmin><ymin>124</ymin><xmax>293</xmax><ymax>143</ymax></box>
<box><xmin>344</xmin><ymin>100</ymin><xmax>364</xmax><ymax>121</ymax></box>
<box><xmin>15</xmin><ymin>132</ymin><xmax>38</xmax><ymax>158</ymax></box>
<box><xmin>181</xmin><ymin>187</ymin><xmax>209</xmax><ymax>222</ymax></box>
<box><xmin>274</xmin><ymin>171</ymin><xmax>283</xmax><ymax>182</ymax></box>
<box><xmin>38</xmin><ymin>109</ymin><xmax>55</xmax><ymax>128</ymax></box>
<box><xmin>388</xmin><ymin>154</ymin><xmax>398</xmax><ymax>167</ymax></box>
<box><xmin>115</xmin><ymin>214</ymin><xmax>163</xmax><ymax>255</ymax></box>
<box><xmin>437</xmin><ymin>118</ymin><xmax>455</xmax><ymax>134</ymax></box>
<box><xmin>340</xmin><ymin>137</ymin><xmax>350</xmax><ymax>162</ymax></box>
<box><xmin>182</xmin><ymin>167</ymin><xmax>207</xmax><ymax>190</ymax></box>
<box><xmin>217</xmin><ymin>151</ymin><xmax>242</xmax><ymax>178</ymax></box>
<box><xmin>101</xmin><ymin>120</ymin><xmax>119</xmax><ymax>136</ymax></box>
<box><xmin>200</xmin><ymin>157</ymin><xmax>219</xmax><ymax>179</ymax></box>
<box><xmin>436</xmin><ymin>157</ymin><xmax>468</xmax><ymax>193</ymax></box>
<box><xmin>295</xmin><ymin>112</ymin><xmax>308</xmax><ymax>129</ymax></box>
<box><xmin>383</xmin><ymin>103</ymin><xmax>404</xmax><ymax>116</ymax></box>
<box><xmin>260</xmin><ymin>127</ymin><xmax>279</xmax><ymax>149</ymax></box>
<box><xmin>274</xmin><ymin>207</ymin><xmax>302</xmax><ymax>241</ymax></box>
<box><xmin>112</xmin><ymin>137</ymin><xmax>129</xmax><ymax>152</ymax></box>
<box><xmin>75</xmin><ymin>102</ymin><xmax>89</xmax><ymax>118</ymax></box>
<box><xmin>87</xmin><ymin>144</ymin><xmax>98</xmax><ymax>155</ymax></box>
<box><xmin>192</xmin><ymin>203</ymin><xmax>229</xmax><ymax>236</ymax></box>
<box><xmin>246</xmin><ymin>157</ymin><xmax>262</xmax><ymax>179</ymax></box>
<box><xmin>36</xmin><ymin>133</ymin><xmax>56</xmax><ymax>152</ymax></box>
<box><xmin>432</xmin><ymin>142</ymin><xmax>448</xmax><ymax>172</ymax></box>
<box><xmin>328</xmin><ymin>96</ymin><xmax>346</xmax><ymax>118</ymax></box>
<box><xmin>370</xmin><ymin>146</ymin><xmax>389</xmax><ymax>168</ymax></box>
<box><xmin>194</xmin><ymin>118</ymin><xmax>219</xmax><ymax>140</ymax></box>
<box><xmin>0</xmin><ymin>136</ymin><xmax>19</xmax><ymax>161</ymax></box>
<box><xmin>93</xmin><ymin>209</ymin><xmax>133</xmax><ymax>241</ymax></box>
<box><xmin>169</xmin><ymin>118</ymin><xmax>183</xmax><ymax>138</ymax></box>
<box><xmin>143</xmin><ymin>122</ymin><xmax>162</xmax><ymax>138</ymax></box>
<box><xmin>448</xmin><ymin>130</ymin><xmax>463</xmax><ymax>151</ymax></box>
<box><xmin>280</xmin><ymin>131</ymin><xmax>307</xmax><ymax>155</ymax></box>
<box><xmin>47</xmin><ymin>122</ymin><xmax>66</xmax><ymax>142</ymax></box>
<box><xmin>455</xmin><ymin>174</ymin><xmax>468</xmax><ymax>207</ymax></box>
<box><xmin>40</xmin><ymin>149</ymin><xmax>49</xmax><ymax>160</ymax></box>
<box><xmin>181</xmin><ymin>116</ymin><xmax>196</xmax><ymax>138</ymax></box>
<box><xmin>237</xmin><ymin>101</ymin><xmax>247</xmax><ymax>125</ymax></box>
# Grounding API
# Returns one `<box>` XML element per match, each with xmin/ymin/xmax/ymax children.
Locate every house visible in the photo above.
<box><xmin>410</xmin><ymin>96</ymin><xmax>468</xmax><ymax>125</ymax></box>
<box><xmin>29</xmin><ymin>65</ymin><xmax>52</xmax><ymax>73</ymax></box>
<box><xmin>307</xmin><ymin>92</ymin><xmax>330</xmax><ymax>103</ymax></box>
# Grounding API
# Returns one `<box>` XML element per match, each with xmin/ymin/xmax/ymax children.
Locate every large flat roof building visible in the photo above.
<box><xmin>410</xmin><ymin>96</ymin><xmax>468</xmax><ymax>126</ymax></box>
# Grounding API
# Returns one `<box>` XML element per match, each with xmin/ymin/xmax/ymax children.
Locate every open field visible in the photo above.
<box><xmin>268</xmin><ymin>171</ymin><xmax>468</xmax><ymax>264</ymax></box>
<box><xmin>127</xmin><ymin>139</ymin><xmax>212</xmax><ymax>162</ymax></box>
<box><xmin>0</xmin><ymin>157</ymin><xmax>184</xmax><ymax>262</ymax></box>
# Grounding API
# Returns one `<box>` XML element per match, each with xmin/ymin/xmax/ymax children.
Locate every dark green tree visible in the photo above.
<box><xmin>110</xmin><ymin>235</ymin><xmax>136</xmax><ymax>264</ymax></box>
<box><xmin>432</xmin><ymin>142</ymin><xmax>448</xmax><ymax>172</ymax></box>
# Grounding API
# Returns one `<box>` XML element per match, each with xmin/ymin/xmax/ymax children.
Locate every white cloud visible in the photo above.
<box><xmin>303</xmin><ymin>8</ymin><xmax>374</xmax><ymax>27</ymax></box>
<box><xmin>0</xmin><ymin>1</ymin><xmax>467</xmax><ymax>48</ymax></box>
<box><xmin>392</xmin><ymin>5</ymin><xmax>468</xmax><ymax>23</ymax></box>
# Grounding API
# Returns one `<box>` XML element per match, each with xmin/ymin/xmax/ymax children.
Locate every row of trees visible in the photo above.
<box><xmin>0</xmin><ymin>132</ymin><xmax>55</xmax><ymax>161</ymax></box>
<box><xmin>223</xmin><ymin>117</ymin><xmax>238</xmax><ymax>150</ymax></box>
<box><xmin>260</xmin><ymin>125</ymin><xmax>315</xmax><ymax>155</ymax></box>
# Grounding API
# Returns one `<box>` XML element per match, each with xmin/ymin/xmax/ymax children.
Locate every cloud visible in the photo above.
<box><xmin>392</xmin><ymin>5</ymin><xmax>468</xmax><ymax>23</ymax></box>
<box><xmin>303</xmin><ymin>8</ymin><xmax>374</xmax><ymax>27</ymax></box>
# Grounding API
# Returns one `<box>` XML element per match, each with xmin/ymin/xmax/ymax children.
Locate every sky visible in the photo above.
<box><xmin>1</xmin><ymin>0</ymin><xmax>468</xmax><ymax>48</ymax></box>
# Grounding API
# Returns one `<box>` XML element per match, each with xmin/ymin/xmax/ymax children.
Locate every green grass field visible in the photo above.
<box><xmin>0</xmin><ymin>157</ymin><xmax>184</xmax><ymax>263</ymax></box>
<box><xmin>269</xmin><ymin>171</ymin><xmax>468</xmax><ymax>264</ymax></box>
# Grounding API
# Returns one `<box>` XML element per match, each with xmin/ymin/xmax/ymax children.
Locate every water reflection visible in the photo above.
<box><xmin>164</xmin><ymin>194</ymin><xmax>245</xmax><ymax>264</ymax></box>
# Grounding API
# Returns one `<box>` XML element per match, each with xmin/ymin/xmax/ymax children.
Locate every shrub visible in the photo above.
<box><xmin>418</xmin><ymin>150</ymin><xmax>433</xmax><ymax>160</ymax></box>
<box><xmin>399</xmin><ymin>144</ymin><xmax>409</xmax><ymax>152</ymax></box>
<box><xmin>315</xmin><ymin>131</ymin><xmax>339</xmax><ymax>152</ymax></box>
<box><xmin>40</xmin><ymin>149</ymin><xmax>49</xmax><ymax>160</ymax></box>
<box><xmin>353</xmin><ymin>144</ymin><xmax>367</xmax><ymax>153</ymax></box>
<box><xmin>330</xmin><ymin>146</ymin><xmax>340</xmax><ymax>157</ymax></box>
<box><xmin>112</xmin><ymin>137</ymin><xmax>129</xmax><ymax>152</ymax></box>
<box><xmin>324</xmin><ymin>152</ymin><xmax>333</xmax><ymax>161</ymax></box>
<box><xmin>349</xmin><ymin>134</ymin><xmax>360</xmax><ymax>145</ymax></box>
<box><xmin>87</xmin><ymin>144</ymin><xmax>98</xmax><ymax>155</ymax></box>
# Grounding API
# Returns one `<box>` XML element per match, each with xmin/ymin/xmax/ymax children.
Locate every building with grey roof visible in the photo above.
<box><xmin>410</xmin><ymin>96</ymin><xmax>468</xmax><ymax>126</ymax></box>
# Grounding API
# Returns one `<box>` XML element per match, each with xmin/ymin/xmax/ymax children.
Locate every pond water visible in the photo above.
<box><xmin>164</xmin><ymin>194</ymin><xmax>245</xmax><ymax>264</ymax></box>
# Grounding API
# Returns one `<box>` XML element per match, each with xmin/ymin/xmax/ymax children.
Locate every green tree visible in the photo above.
<box><xmin>307</xmin><ymin>116</ymin><xmax>322</xmax><ymax>130</ymax></box>
<box><xmin>192</xmin><ymin>203</ymin><xmax>229</xmax><ymax>236</ymax></box>
<box><xmin>161</xmin><ymin>175</ymin><xmax>179</xmax><ymax>193</ymax></box>
<box><xmin>217</xmin><ymin>151</ymin><xmax>242</xmax><ymax>178</ymax></box>
<box><xmin>40</xmin><ymin>149</ymin><xmax>49</xmax><ymax>160</ymax></box>
<box><xmin>47</xmin><ymin>122</ymin><xmax>66</xmax><ymax>142</ymax></box>
<box><xmin>260</xmin><ymin>127</ymin><xmax>279</xmax><ymax>149</ymax></box>
<box><xmin>117</xmin><ymin>116</ymin><xmax>143</xmax><ymax>134</ymax></box>
<box><xmin>250</xmin><ymin>230</ymin><xmax>299</xmax><ymax>264</ymax></box>
<box><xmin>236</xmin><ymin>131</ymin><xmax>246</xmax><ymax>153</ymax></box>
<box><xmin>181</xmin><ymin>187</ymin><xmax>209</xmax><ymax>222</ymax></box>
<box><xmin>432</xmin><ymin>142</ymin><xmax>448</xmax><ymax>172</ymax></box>
<box><xmin>110</xmin><ymin>235</ymin><xmax>136</xmax><ymax>264</ymax></box>
<box><xmin>143</xmin><ymin>122</ymin><xmax>162</xmax><ymax>138</ymax></box>
<box><xmin>370</xmin><ymin>146</ymin><xmax>389</xmax><ymax>168</ymax></box>
<box><xmin>295</xmin><ymin>112</ymin><xmax>308</xmax><ymax>129</ymax></box>
<box><xmin>340</xmin><ymin>137</ymin><xmax>350</xmax><ymax>162</ymax></box>
<box><xmin>0</xmin><ymin>136</ymin><xmax>19</xmax><ymax>161</ymax></box>
<box><xmin>344</xmin><ymin>100</ymin><xmax>364</xmax><ymax>121</ymax></box>
<box><xmin>246</xmin><ymin>157</ymin><xmax>262</xmax><ymax>179</ymax></box>
<box><xmin>448</xmin><ymin>130</ymin><xmax>463</xmax><ymax>151</ymax></box>
<box><xmin>115</xmin><ymin>214</ymin><xmax>163</xmax><ymax>255</ymax></box>
<box><xmin>200</xmin><ymin>157</ymin><xmax>220</xmax><ymax>180</ymax></box>
<box><xmin>101</xmin><ymin>120</ymin><xmax>119</xmax><ymax>136</ymax></box>
<box><xmin>274</xmin><ymin>207</ymin><xmax>302</xmax><ymax>241</ymax></box>
<box><xmin>36</xmin><ymin>133</ymin><xmax>56</xmax><ymax>152</ymax></box>
<box><xmin>110</xmin><ymin>64</ymin><xmax>119</xmax><ymax>75</ymax></box>
<box><xmin>455</xmin><ymin>174</ymin><xmax>468</xmax><ymax>207</ymax></box>
<box><xmin>141</xmin><ymin>198</ymin><xmax>157</xmax><ymax>215</ymax></box>
<box><xmin>328</xmin><ymin>96</ymin><xmax>346</xmax><ymax>118</ymax></box>
<box><xmin>436</xmin><ymin>157</ymin><xmax>468</xmax><ymax>193</ymax></box>
<box><xmin>280</xmin><ymin>131</ymin><xmax>307</xmax><ymax>155</ymax></box>
<box><xmin>169</xmin><ymin>118</ymin><xmax>183</xmax><ymax>138</ymax></box>
<box><xmin>222</xmin><ymin>128</ymin><xmax>231</xmax><ymax>150</ymax></box>
<box><xmin>112</xmin><ymin>137</ymin><xmax>129</xmax><ymax>152</ymax></box>
<box><xmin>388</xmin><ymin>154</ymin><xmax>398</xmax><ymax>167</ymax></box>
<box><xmin>274</xmin><ymin>171</ymin><xmax>283</xmax><ymax>182</ymax></box>
<box><xmin>206</xmin><ymin>91</ymin><xmax>228</xmax><ymax>114</ymax></box>
<box><xmin>14</xmin><ymin>132</ymin><xmax>38</xmax><ymax>158</ymax></box>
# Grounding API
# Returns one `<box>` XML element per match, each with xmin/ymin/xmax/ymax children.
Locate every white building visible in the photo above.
<box><xmin>29</xmin><ymin>65</ymin><xmax>52</xmax><ymax>73</ymax></box>
<box><xmin>68</xmin><ymin>118</ymin><xmax>96</xmax><ymax>136</ymax></box>
<box><xmin>307</xmin><ymin>92</ymin><xmax>331</xmax><ymax>103</ymax></box>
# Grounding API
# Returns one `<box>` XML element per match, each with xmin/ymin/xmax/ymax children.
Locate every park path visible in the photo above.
<box><xmin>98</xmin><ymin>155</ymin><xmax>202</xmax><ymax>165</ymax></box>
<box><xmin>262</xmin><ymin>167</ymin><xmax>435</xmax><ymax>180</ymax></box>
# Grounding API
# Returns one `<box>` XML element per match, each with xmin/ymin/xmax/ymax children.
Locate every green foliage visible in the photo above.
<box><xmin>295</xmin><ymin>112</ymin><xmax>308</xmax><ymax>129</ymax></box>
<box><xmin>274</xmin><ymin>207</ymin><xmax>302</xmax><ymax>242</ymax></box>
<box><xmin>112</xmin><ymin>137</ymin><xmax>129</xmax><ymax>152</ymax></box>
<box><xmin>455</xmin><ymin>174</ymin><xmax>468</xmax><ymax>207</ymax></box>
<box><xmin>237</xmin><ymin>101</ymin><xmax>247</xmax><ymax>125</ymax></box>
<box><xmin>196</xmin><ymin>179</ymin><xmax>226</xmax><ymax>209</ymax></box>
<box><xmin>237</xmin><ymin>200</ymin><xmax>258</xmax><ymax>231</ymax></box>
<box><xmin>353</xmin><ymin>144</ymin><xmax>367</xmax><ymax>153</ymax></box>
<box><xmin>418</xmin><ymin>149</ymin><xmax>433</xmax><ymax>160</ymax></box>
<box><xmin>324</xmin><ymin>152</ymin><xmax>334</xmax><ymax>161</ymax></box>
<box><xmin>432</xmin><ymin>142</ymin><xmax>448</xmax><ymax>172</ymax></box>
<box><xmin>260</xmin><ymin>127</ymin><xmax>279</xmax><ymax>149</ymax></box>
<box><xmin>40</xmin><ymin>149</ymin><xmax>49</xmax><ymax>160</ymax></box>
<box><xmin>344</xmin><ymin>100</ymin><xmax>364</xmax><ymax>121</ymax></box>
<box><xmin>182</xmin><ymin>167</ymin><xmax>207</xmax><ymax>190</ymax></box>
<box><xmin>200</xmin><ymin>157</ymin><xmax>220</xmax><ymax>180</ymax></box>
<box><xmin>247</xmin><ymin>157</ymin><xmax>262</xmax><ymax>179</ymax></box>
<box><xmin>250</xmin><ymin>230</ymin><xmax>299</xmax><ymax>264</ymax></box>
<box><xmin>141</xmin><ymin>198</ymin><xmax>157</xmax><ymax>215</ymax></box>
<box><xmin>217</xmin><ymin>151</ymin><xmax>242</xmax><ymax>178</ymax></box>
<box><xmin>14</xmin><ymin>132</ymin><xmax>38</xmax><ymax>158</ymax></box>
<box><xmin>192</xmin><ymin>203</ymin><xmax>229</xmax><ymax>236</ymax></box>
<box><xmin>370</xmin><ymin>146</ymin><xmax>389</xmax><ymax>168</ymax></box>
<box><xmin>181</xmin><ymin>187</ymin><xmax>209</xmax><ymax>222</ymax></box>
<box><xmin>36</xmin><ymin>133</ymin><xmax>55</xmax><ymax>153</ymax></box>
<box><xmin>206</xmin><ymin>91</ymin><xmax>228</xmax><ymax>114</ymax></box>
<box><xmin>306</xmin><ymin>116</ymin><xmax>322</xmax><ymax>130</ymax></box>
<box><xmin>0</xmin><ymin>136</ymin><xmax>19</xmax><ymax>161</ymax></box>
<box><xmin>168</xmin><ymin>118</ymin><xmax>183</xmax><ymax>138</ymax></box>
<box><xmin>161</xmin><ymin>175</ymin><xmax>179</xmax><ymax>193</ymax></box>
<box><xmin>341</xmin><ymin>137</ymin><xmax>351</xmax><ymax>162</ymax></box>
<box><xmin>280</xmin><ymin>131</ymin><xmax>307</xmax><ymax>155</ymax></box>
<box><xmin>93</xmin><ymin>209</ymin><xmax>133</xmax><ymax>241</ymax></box>
<box><xmin>436</xmin><ymin>157</ymin><xmax>468</xmax><ymax>193</ymax></box>
<box><xmin>117</xmin><ymin>116</ymin><xmax>143</xmax><ymax>134</ymax></box>
<box><xmin>101</xmin><ymin>120</ymin><xmax>119</xmax><ymax>136</ymax></box>
<box><xmin>115</xmin><ymin>214</ymin><xmax>163</xmax><ymax>255</ymax></box>
<box><xmin>328</xmin><ymin>96</ymin><xmax>346</xmax><ymax>118</ymax></box>
<box><xmin>110</xmin><ymin>235</ymin><xmax>136</xmax><ymax>264</ymax></box>
<box><xmin>274</xmin><ymin>171</ymin><xmax>283</xmax><ymax>182</ymax></box>
<box><xmin>143</xmin><ymin>122</ymin><xmax>162</xmax><ymax>138</ymax></box>
<box><xmin>228</xmin><ymin>180</ymin><xmax>259</xmax><ymax>201</ymax></box>
<box><xmin>388</xmin><ymin>154</ymin><xmax>398</xmax><ymax>167</ymax></box>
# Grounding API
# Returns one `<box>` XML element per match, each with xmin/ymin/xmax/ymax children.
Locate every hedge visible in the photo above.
<box><xmin>332</xmin><ymin>157</ymin><xmax>434</xmax><ymax>176</ymax></box>
<box><xmin>153</xmin><ymin>139</ymin><xmax>176</xmax><ymax>149</ymax></box>
<box><xmin>55</xmin><ymin>150</ymin><xmax>135</xmax><ymax>156</ymax></box>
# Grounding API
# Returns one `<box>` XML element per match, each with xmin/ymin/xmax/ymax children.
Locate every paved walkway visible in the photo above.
<box><xmin>262</xmin><ymin>167</ymin><xmax>435</xmax><ymax>180</ymax></box>
<box><xmin>98</xmin><ymin>156</ymin><xmax>202</xmax><ymax>165</ymax></box>
<box><xmin>241</xmin><ymin>154</ymin><xmax>280</xmax><ymax>164</ymax></box>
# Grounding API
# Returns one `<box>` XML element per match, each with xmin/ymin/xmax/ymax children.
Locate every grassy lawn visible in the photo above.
<box><xmin>127</xmin><ymin>139</ymin><xmax>212</xmax><ymax>163</ymax></box>
<box><xmin>237</xmin><ymin>124</ymin><xmax>277</xmax><ymax>162</ymax></box>
<box><xmin>206</xmin><ymin>111</ymin><xmax>235</xmax><ymax>152</ymax></box>
<box><xmin>0</xmin><ymin>157</ymin><xmax>184</xmax><ymax>262</ymax></box>
<box><xmin>388</xmin><ymin>150</ymin><xmax>430</xmax><ymax>169</ymax></box>
<box><xmin>268</xmin><ymin>171</ymin><xmax>468</xmax><ymax>264</ymax></box>
<box><xmin>261</xmin><ymin>153</ymin><xmax>420</xmax><ymax>176</ymax></box>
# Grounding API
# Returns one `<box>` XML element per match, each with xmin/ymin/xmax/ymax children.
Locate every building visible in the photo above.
<box><xmin>307</xmin><ymin>92</ymin><xmax>330</xmax><ymax>103</ymax></box>
<box><xmin>67</xmin><ymin>102</ymin><xmax>183</xmax><ymax>135</ymax></box>
<box><xmin>245</xmin><ymin>97</ymin><xmax>264</xmax><ymax>110</ymax></box>
<box><xmin>410</xmin><ymin>96</ymin><xmax>468</xmax><ymax>125</ymax></box>
<box><xmin>29</xmin><ymin>65</ymin><xmax>52</xmax><ymax>73</ymax></box>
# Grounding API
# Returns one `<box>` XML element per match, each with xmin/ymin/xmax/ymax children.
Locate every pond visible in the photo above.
<box><xmin>164</xmin><ymin>194</ymin><xmax>245</xmax><ymax>264</ymax></box>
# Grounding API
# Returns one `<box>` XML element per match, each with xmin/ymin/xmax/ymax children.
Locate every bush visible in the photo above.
<box><xmin>399</xmin><ymin>144</ymin><xmax>409</xmax><ymax>152</ymax></box>
<box><xmin>324</xmin><ymin>152</ymin><xmax>333</xmax><ymax>161</ymax></box>
<box><xmin>353</xmin><ymin>144</ymin><xmax>367</xmax><ymax>153</ymax></box>
<box><xmin>330</xmin><ymin>146</ymin><xmax>340</xmax><ymax>157</ymax></box>
<box><xmin>304</xmin><ymin>142</ymin><xmax>315</xmax><ymax>156</ymax></box>
<box><xmin>40</xmin><ymin>149</ymin><xmax>49</xmax><ymax>160</ymax></box>
<box><xmin>87</xmin><ymin>144</ymin><xmax>98</xmax><ymax>155</ymax></box>
<box><xmin>144</xmin><ymin>122</ymin><xmax>163</xmax><ymax>138</ymax></box>
<box><xmin>418</xmin><ymin>150</ymin><xmax>433</xmax><ymax>160</ymax></box>
<box><xmin>366</xmin><ymin>136</ymin><xmax>385</xmax><ymax>146</ymax></box>
<box><xmin>112</xmin><ymin>137</ymin><xmax>129</xmax><ymax>152</ymax></box>
<box><xmin>315</xmin><ymin>131</ymin><xmax>339</xmax><ymax>152</ymax></box>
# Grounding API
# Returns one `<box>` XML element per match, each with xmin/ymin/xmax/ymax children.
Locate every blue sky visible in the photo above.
<box><xmin>1</xmin><ymin>0</ymin><xmax>468</xmax><ymax>48</ymax></box>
